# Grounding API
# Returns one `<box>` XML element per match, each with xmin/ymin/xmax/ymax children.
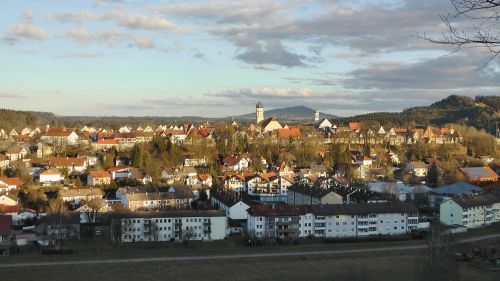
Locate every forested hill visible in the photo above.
<box><xmin>341</xmin><ymin>95</ymin><xmax>499</xmax><ymax>134</ymax></box>
<box><xmin>0</xmin><ymin>109</ymin><xmax>39</xmax><ymax>132</ymax></box>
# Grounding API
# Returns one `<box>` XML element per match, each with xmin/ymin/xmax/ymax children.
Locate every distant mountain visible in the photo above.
<box><xmin>233</xmin><ymin>106</ymin><xmax>339</xmax><ymax>122</ymax></box>
<box><xmin>340</xmin><ymin>95</ymin><xmax>499</xmax><ymax>134</ymax></box>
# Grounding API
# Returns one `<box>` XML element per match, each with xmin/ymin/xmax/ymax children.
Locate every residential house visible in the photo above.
<box><xmin>406</xmin><ymin>161</ymin><xmax>428</xmax><ymax>177</ymax></box>
<box><xmin>223</xmin><ymin>156</ymin><xmax>250</xmax><ymax>171</ymax></box>
<box><xmin>210</xmin><ymin>190</ymin><xmax>251</xmax><ymax>220</ymax></box>
<box><xmin>353</xmin><ymin>155</ymin><xmax>373</xmax><ymax>167</ymax></box>
<box><xmin>87</xmin><ymin>171</ymin><xmax>111</xmax><ymax>186</ymax></box>
<box><xmin>36</xmin><ymin>212</ymin><xmax>80</xmax><ymax>241</ymax></box>
<box><xmin>0</xmin><ymin>177</ymin><xmax>23</xmax><ymax>192</ymax></box>
<box><xmin>0</xmin><ymin>194</ymin><xmax>18</xmax><ymax>207</ymax></box>
<box><xmin>119</xmin><ymin>187</ymin><xmax>195</xmax><ymax>211</ymax></box>
<box><xmin>0</xmin><ymin>215</ymin><xmax>12</xmax><ymax>255</ymax></box>
<box><xmin>259</xmin><ymin>117</ymin><xmax>283</xmax><ymax>132</ymax></box>
<box><xmin>39</xmin><ymin>168</ymin><xmax>63</xmax><ymax>184</ymax></box>
<box><xmin>112</xmin><ymin>210</ymin><xmax>226</xmax><ymax>243</ymax></box>
<box><xmin>0</xmin><ymin>154</ymin><xmax>9</xmax><ymax>169</ymax></box>
<box><xmin>49</xmin><ymin>157</ymin><xmax>87</xmax><ymax>174</ymax></box>
<box><xmin>287</xmin><ymin>184</ymin><xmax>343</xmax><ymax>205</ymax></box>
<box><xmin>36</xmin><ymin>143</ymin><xmax>54</xmax><ymax>158</ymax></box>
<box><xmin>223</xmin><ymin>174</ymin><xmax>246</xmax><ymax>193</ymax></box>
<box><xmin>40</xmin><ymin>128</ymin><xmax>79</xmax><ymax>145</ymax></box>
<box><xmin>58</xmin><ymin>188</ymin><xmax>104</xmax><ymax>203</ymax></box>
<box><xmin>5</xmin><ymin>146</ymin><xmax>28</xmax><ymax>161</ymax></box>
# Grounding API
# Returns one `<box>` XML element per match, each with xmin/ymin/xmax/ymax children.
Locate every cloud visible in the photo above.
<box><xmin>235</xmin><ymin>40</ymin><xmax>307</xmax><ymax>67</ymax></box>
<box><xmin>341</xmin><ymin>50</ymin><xmax>500</xmax><ymax>90</ymax></box>
<box><xmin>96</xmin><ymin>28</ymin><xmax>126</xmax><ymax>46</ymax></box>
<box><xmin>66</xmin><ymin>26</ymin><xmax>93</xmax><ymax>43</ymax></box>
<box><xmin>112</xmin><ymin>12</ymin><xmax>180</xmax><ymax>31</ymax></box>
<box><xmin>53</xmin><ymin>52</ymin><xmax>105</xmax><ymax>58</ymax></box>
<box><xmin>193</xmin><ymin>50</ymin><xmax>207</xmax><ymax>60</ymax></box>
<box><xmin>7</xmin><ymin>11</ymin><xmax>46</xmax><ymax>41</ymax></box>
<box><xmin>0</xmin><ymin>93</ymin><xmax>28</xmax><ymax>99</ymax></box>
<box><xmin>130</xmin><ymin>36</ymin><xmax>155</xmax><ymax>49</ymax></box>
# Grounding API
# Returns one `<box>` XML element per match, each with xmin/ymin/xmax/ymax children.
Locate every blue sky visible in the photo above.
<box><xmin>0</xmin><ymin>0</ymin><xmax>499</xmax><ymax>117</ymax></box>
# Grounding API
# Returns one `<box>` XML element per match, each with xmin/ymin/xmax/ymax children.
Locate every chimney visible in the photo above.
<box><xmin>314</xmin><ymin>110</ymin><xmax>319</xmax><ymax>122</ymax></box>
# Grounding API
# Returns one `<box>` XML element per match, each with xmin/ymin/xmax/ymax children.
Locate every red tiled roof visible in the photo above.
<box><xmin>89</xmin><ymin>171</ymin><xmax>110</xmax><ymax>178</ymax></box>
<box><xmin>44</xmin><ymin>128</ymin><xmax>73</xmax><ymax>137</ymax></box>
<box><xmin>198</xmin><ymin>173</ymin><xmax>211</xmax><ymax>181</ymax></box>
<box><xmin>97</xmin><ymin>139</ymin><xmax>119</xmax><ymax>145</ymax></box>
<box><xmin>40</xmin><ymin>168</ymin><xmax>61</xmax><ymax>175</ymax></box>
<box><xmin>50</xmin><ymin>157</ymin><xmax>86</xmax><ymax>167</ymax></box>
<box><xmin>349</xmin><ymin>122</ymin><xmax>361</xmax><ymax>130</ymax></box>
<box><xmin>0</xmin><ymin>177</ymin><xmax>23</xmax><ymax>186</ymax></box>
<box><xmin>278</xmin><ymin>127</ymin><xmax>300</xmax><ymax>138</ymax></box>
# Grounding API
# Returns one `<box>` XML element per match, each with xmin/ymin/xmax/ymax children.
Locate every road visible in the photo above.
<box><xmin>1</xmin><ymin>233</ymin><xmax>499</xmax><ymax>268</ymax></box>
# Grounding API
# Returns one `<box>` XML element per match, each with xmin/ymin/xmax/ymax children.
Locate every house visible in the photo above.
<box><xmin>210</xmin><ymin>190</ymin><xmax>251</xmax><ymax>220</ymax></box>
<box><xmin>315</xmin><ymin>118</ymin><xmax>333</xmax><ymax>130</ymax></box>
<box><xmin>76</xmin><ymin>199</ymin><xmax>113</xmax><ymax>223</ymax></box>
<box><xmin>87</xmin><ymin>171</ymin><xmax>111</xmax><ymax>186</ymax></box>
<box><xmin>0</xmin><ymin>215</ymin><xmax>12</xmax><ymax>254</ymax></box>
<box><xmin>111</xmin><ymin>210</ymin><xmax>226</xmax><ymax>243</ymax></box>
<box><xmin>406</xmin><ymin>161</ymin><xmax>428</xmax><ymax>177</ymax></box>
<box><xmin>36</xmin><ymin>212</ymin><xmax>80</xmax><ymax>241</ymax></box>
<box><xmin>107</xmin><ymin>166</ymin><xmax>135</xmax><ymax>180</ymax></box>
<box><xmin>460</xmin><ymin>167</ymin><xmax>499</xmax><ymax>183</ymax></box>
<box><xmin>287</xmin><ymin>184</ymin><xmax>343</xmax><ymax>205</ymax></box>
<box><xmin>223</xmin><ymin>156</ymin><xmax>250</xmax><ymax>171</ymax></box>
<box><xmin>196</xmin><ymin>174</ymin><xmax>213</xmax><ymax>187</ymax></box>
<box><xmin>0</xmin><ymin>194</ymin><xmax>18</xmax><ymax>207</ymax></box>
<box><xmin>428</xmin><ymin>182</ymin><xmax>481</xmax><ymax>207</ymax></box>
<box><xmin>5</xmin><ymin>146</ymin><xmax>28</xmax><ymax>161</ymax></box>
<box><xmin>0</xmin><ymin>177</ymin><xmax>23</xmax><ymax>192</ymax></box>
<box><xmin>353</xmin><ymin>155</ymin><xmax>373</xmax><ymax>167</ymax></box>
<box><xmin>440</xmin><ymin>192</ymin><xmax>500</xmax><ymax>229</ymax></box>
<box><xmin>0</xmin><ymin>154</ymin><xmax>9</xmax><ymax>169</ymax></box>
<box><xmin>223</xmin><ymin>174</ymin><xmax>246</xmax><ymax>193</ymax></box>
<box><xmin>92</xmin><ymin>139</ymin><xmax>120</xmax><ymax>151</ymax></box>
<box><xmin>40</xmin><ymin>128</ymin><xmax>79</xmax><ymax>144</ymax></box>
<box><xmin>58</xmin><ymin>188</ymin><xmax>104</xmax><ymax>203</ymax></box>
<box><xmin>39</xmin><ymin>168</ymin><xmax>63</xmax><ymax>184</ymax></box>
<box><xmin>246</xmin><ymin>202</ymin><xmax>419</xmax><ymax>239</ymax></box>
<box><xmin>36</xmin><ymin>143</ymin><xmax>54</xmax><ymax>158</ymax></box>
<box><xmin>349</xmin><ymin>122</ymin><xmax>361</xmax><ymax>131</ymax></box>
<box><xmin>259</xmin><ymin>117</ymin><xmax>283</xmax><ymax>133</ymax></box>
<box><xmin>119</xmin><ymin>187</ymin><xmax>195</xmax><ymax>211</ymax></box>
<box><xmin>49</xmin><ymin>157</ymin><xmax>87</xmax><ymax>174</ymax></box>
<box><xmin>183</xmin><ymin>157</ymin><xmax>208</xmax><ymax>167</ymax></box>
<box><xmin>351</xmin><ymin>164</ymin><xmax>368</xmax><ymax>180</ymax></box>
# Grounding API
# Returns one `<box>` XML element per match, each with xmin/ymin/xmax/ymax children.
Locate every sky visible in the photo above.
<box><xmin>0</xmin><ymin>0</ymin><xmax>499</xmax><ymax>118</ymax></box>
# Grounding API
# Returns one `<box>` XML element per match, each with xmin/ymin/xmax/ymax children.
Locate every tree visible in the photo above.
<box><xmin>47</xmin><ymin>199</ymin><xmax>69</xmax><ymax>251</ymax></box>
<box><xmin>83</xmin><ymin>197</ymin><xmax>102</xmax><ymax>236</ymax></box>
<box><xmin>423</xmin><ymin>0</ymin><xmax>500</xmax><ymax>63</ymax></box>
<box><xmin>415</xmin><ymin>223</ymin><xmax>459</xmax><ymax>281</ymax></box>
<box><xmin>427</xmin><ymin>163</ymin><xmax>444</xmax><ymax>187</ymax></box>
<box><xmin>182</xmin><ymin>229</ymin><xmax>194</xmax><ymax>247</ymax></box>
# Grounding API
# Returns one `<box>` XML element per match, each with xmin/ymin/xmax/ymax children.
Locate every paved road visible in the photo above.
<box><xmin>1</xmin><ymin>233</ymin><xmax>499</xmax><ymax>268</ymax></box>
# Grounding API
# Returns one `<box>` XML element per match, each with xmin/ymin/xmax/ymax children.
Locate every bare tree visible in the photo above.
<box><xmin>83</xmin><ymin>197</ymin><xmax>102</xmax><ymax>236</ymax></box>
<box><xmin>181</xmin><ymin>229</ymin><xmax>194</xmax><ymax>247</ymax></box>
<box><xmin>415</xmin><ymin>223</ymin><xmax>459</xmax><ymax>281</ymax></box>
<box><xmin>422</xmin><ymin>0</ymin><xmax>500</xmax><ymax>63</ymax></box>
<box><xmin>47</xmin><ymin>199</ymin><xmax>69</xmax><ymax>251</ymax></box>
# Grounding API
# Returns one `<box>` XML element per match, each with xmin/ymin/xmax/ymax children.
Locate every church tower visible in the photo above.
<box><xmin>256</xmin><ymin>101</ymin><xmax>264</xmax><ymax>124</ymax></box>
<box><xmin>314</xmin><ymin>109</ymin><xmax>319</xmax><ymax>122</ymax></box>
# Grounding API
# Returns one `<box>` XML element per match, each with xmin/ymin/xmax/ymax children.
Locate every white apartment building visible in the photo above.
<box><xmin>113</xmin><ymin>210</ymin><xmax>226</xmax><ymax>242</ymax></box>
<box><xmin>440</xmin><ymin>193</ymin><xmax>500</xmax><ymax>229</ymax></box>
<box><xmin>247</xmin><ymin>202</ymin><xmax>419</xmax><ymax>239</ymax></box>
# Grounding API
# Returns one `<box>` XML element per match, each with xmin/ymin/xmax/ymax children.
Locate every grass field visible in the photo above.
<box><xmin>1</xmin><ymin>252</ymin><xmax>498</xmax><ymax>281</ymax></box>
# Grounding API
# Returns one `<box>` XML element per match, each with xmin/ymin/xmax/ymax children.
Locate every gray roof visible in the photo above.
<box><xmin>112</xmin><ymin>210</ymin><xmax>225</xmax><ymax>219</ymax></box>
<box><xmin>452</xmin><ymin>193</ymin><xmax>500</xmax><ymax>208</ymax></box>
<box><xmin>311</xmin><ymin>202</ymin><xmax>418</xmax><ymax>216</ymax></box>
<box><xmin>288</xmin><ymin>184</ymin><xmax>336</xmax><ymax>198</ymax></box>
<box><xmin>429</xmin><ymin>182</ymin><xmax>481</xmax><ymax>195</ymax></box>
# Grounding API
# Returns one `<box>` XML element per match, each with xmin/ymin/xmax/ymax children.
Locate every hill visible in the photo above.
<box><xmin>0</xmin><ymin>109</ymin><xmax>39</xmax><ymax>132</ymax></box>
<box><xmin>233</xmin><ymin>105</ymin><xmax>339</xmax><ymax>122</ymax></box>
<box><xmin>341</xmin><ymin>95</ymin><xmax>499</xmax><ymax>134</ymax></box>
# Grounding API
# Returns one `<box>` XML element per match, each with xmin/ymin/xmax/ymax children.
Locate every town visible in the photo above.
<box><xmin>0</xmin><ymin>100</ymin><xmax>499</xmax><ymax>257</ymax></box>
